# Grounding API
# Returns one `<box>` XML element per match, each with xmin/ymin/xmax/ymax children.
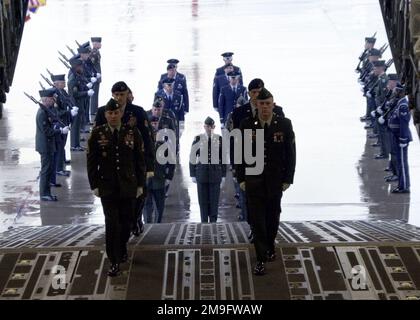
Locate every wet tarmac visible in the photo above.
<box><xmin>0</xmin><ymin>0</ymin><xmax>419</xmax><ymax>233</ymax></box>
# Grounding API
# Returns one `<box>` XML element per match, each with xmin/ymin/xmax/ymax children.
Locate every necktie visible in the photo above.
<box><xmin>264</xmin><ymin>122</ymin><xmax>269</xmax><ymax>138</ymax></box>
<box><xmin>113</xmin><ymin>128</ymin><xmax>119</xmax><ymax>145</ymax></box>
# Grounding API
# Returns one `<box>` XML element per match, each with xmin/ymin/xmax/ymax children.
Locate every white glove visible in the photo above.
<box><xmin>370</xmin><ymin>110</ymin><xmax>376</xmax><ymax>118</ymax></box>
<box><xmin>366</xmin><ymin>92</ymin><xmax>372</xmax><ymax>98</ymax></box>
<box><xmin>61</xmin><ymin>126</ymin><xmax>70</xmax><ymax>135</ymax></box>
<box><xmin>96</xmin><ymin>73</ymin><xmax>101</xmax><ymax>79</ymax></box>
<box><xmin>90</xmin><ymin>77</ymin><xmax>97</xmax><ymax>83</ymax></box>
<box><xmin>93</xmin><ymin>188</ymin><xmax>99</xmax><ymax>197</ymax></box>
<box><xmin>191</xmin><ymin>177</ymin><xmax>197</xmax><ymax>184</ymax></box>
<box><xmin>378</xmin><ymin>116</ymin><xmax>385</xmax><ymax>125</ymax></box>
<box><xmin>282</xmin><ymin>183</ymin><xmax>291</xmax><ymax>192</ymax></box>
<box><xmin>88</xmin><ymin>89</ymin><xmax>95</xmax><ymax>97</ymax></box>
<box><xmin>71</xmin><ymin>109</ymin><xmax>78</xmax><ymax>117</ymax></box>
<box><xmin>72</xmin><ymin>106</ymin><xmax>79</xmax><ymax>112</ymax></box>
<box><xmin>399</xmin><ymin>143</ymin><xmax>408</xmax><ymax>148</ymax></box>
<box><xmin>220</xmin><ymin>177</ymin><xmax>226</xmax><ymax>188</ymax></box>
<box><xmin>146</xmin><ymin>172</ymin><xmax>154</xmax><ymax>179</ymax></box>
<box><xmin>136</xmin><ymin>187</ymin><xmax>143</xmax><ymax>198</ymax></box>
<box><xmin>239</xmin><ymin>182</ymin><xmax>246</xmax><ymax>191</ymax></box>
<box><xmin>87</xmin><ymin>82</ymin><xmax>93</xmax><ymax>89</ymax></box>
<box><xmin>376</xmin><ymin>107</ymin><xmax>383</xmax><ymax>115</ymax></box>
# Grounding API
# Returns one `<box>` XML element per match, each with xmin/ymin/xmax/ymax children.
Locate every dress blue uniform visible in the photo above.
<box><xmin>388</xmin><ymin>93</ymin><xmax>412</xmax><ymax>193</ymax></box>
<box><xmin>215</xmin><ymin>52</ymin><xmax>243</xmax><ymax>79</ymax></box>
<box><xmin>190</xmin><ymin>117</ymin><xmax>227</xmax><ymax>223</ymax></box>
<box><xmin>156</xmin><ymin>82</ymin><xmax>185</xmax><ymax>121</ymax></box>
<box><xmin>218</xmin><ymin>80</ymin><xmax>247</xmax><ymax>125</ymax></box>
<box><xmin>158</xmin><ymin>62</ymin><xmax>189</xmax><ymax>114</ymax></box>
<box><xmin>212</xmin><ymin>73</ymin><xmax>230</xmax><ymax>110</ymax></box>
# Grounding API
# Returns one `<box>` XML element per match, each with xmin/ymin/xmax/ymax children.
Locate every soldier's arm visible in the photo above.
<box><xmin>93</xmin><ymin>108</ymin><xmax>106</xmax><ymax>127</ymax></box>
<box><xmin>399</xmin><ymin>104</ymin><xmax>411</xmax><ymax>143</ymax></box>
<box><xmin>235</xmin><ymin>121</ymin><xmax>246</xmax><ymax>184</ymax></box>
<box><xmin>189</xmin><ymin>136</ymin><xmax>200</xmax><ymax>177</ymax></box>
<box><xmin>182</xmin><ymin>78</ymin><xmax>189</xmax><ymax>113</ymax></box>
<box><xmin>133</xmin><ymin>128</ymin><xmax>146</xmax><ymax>187</ymax></box>
<box><xmin>68</xmin><ymin>78</ymin><xmax>88</xmax><ymax>99</ymax></box>
<box><xmin>283</xmin><ymin>119</ymin><xmax>296</xmax><ymax>184</ymax></box>
<box><xmin>219</xmin><ymin>136</ymin><xmax>227</xmax><ymax>177</ymax></box>
<box><xmin>39</xmin><ymin>110</ymin><xmax>60</xmax><ymax>137</ymax></box>
<box><xmin>137</xmin><ymin>109</ymin><xmax>155</xmax><ymax>172</ymax></box>
<box><xmin>212</xmin><ymin>78</ymin><xmax>219</xmax><ymax>110</ymax></box>
<box><xmin>86</xmin><ymin>131</ymin><xmax>100</xmax><ymax>190</ymax></box>
<box><xmin>218</xmin><ymin>89</ymin><xmax>225</xmax><ymax>123</ymax></box>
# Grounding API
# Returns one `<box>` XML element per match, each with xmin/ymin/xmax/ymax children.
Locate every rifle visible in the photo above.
<box><xmin>365</xmin><ymin>59</ymin><xmax>394</xmax><ymax>96</ymax></box>
<box><xmin>39</xmin><ymin>81</ymin><xmax>46</xmax><ymax>90</ymax></box>
<box><xmin>379</xmin><ymin>43</ymin><xmax>389</xmax><ymax>55</ymax></box>
<box><xmin>40</xmin><ymin>74</ymin><xmax>53</xmax><ymax>87</ymax></box>
<box><xmin>58</xmin><ymin>51</ymin><xmax>70</xmax><ymax>62</ymax></box>
<box><xmin>23</xmin><ymin>92</ymin><xmax>68</xmax><ymax>128</ymax></box>
<box><xmin>46</xmin><ymin>68</ymin><xmax>53</xmax><ymax>77</ymax></box>
<box><xmin>66</xmin><ymin>45</ymin><xmax>76</xmax><ymax>56</ymax></box>
<box><xmin>355</xmin><ymin>32</ymin><xmax>377</xmax><ymax>72</ymax></box>
<box><xmin>58</xmin><ymin>57</ymin><xmax>70</xmax><ymax>69</ymax></box>
<box><xmin>75</xmin><ymin>40</ymin><xmax>82</xmax><ymax>48</ymax></box>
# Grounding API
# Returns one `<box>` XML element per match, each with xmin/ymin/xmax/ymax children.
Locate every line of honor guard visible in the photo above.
<box><xmin>356</xmin><ymin>35</ymin><xmax>412</xmax><ymax>193</ymax></box>
<box><xmin>34</xmin><ymin>46</ymin><xmax>296</xmax><ymax>277</ymax></box>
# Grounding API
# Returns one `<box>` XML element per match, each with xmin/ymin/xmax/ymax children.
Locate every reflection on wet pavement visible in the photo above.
<box><xmin>0</xmin><ymin>0</ymin><xmax>419</xmax><ymax>233</ymax></box>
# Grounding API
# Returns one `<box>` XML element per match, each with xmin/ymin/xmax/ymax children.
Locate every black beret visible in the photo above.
<box><xmin>91</xmin><ymin>37</ymin><xmax>102</xmax><ymax>43</ymax></box>
<box><xmin>77</xmin><ymin>47</ymin><xmax>90</xmax><ymax>54</ymax></box>
<box><xmin>162</xmin><ymin>78</ymin><xmax>175</xmax><ymax>85</ymax></box>
<box><xmin>104</xmin><ymin>98</ymin><xmax>121</xmax><ymax>111</ymax></box>
<box><xmin>388</xmin><ymin>74</ymin><xmax>399</xmax><ymax>81</ymax></box>
<box><xmin>111</xmin><ymin>81</ymin><xmax>129</xmax><ymax>93</ymax></box>
<box><xmin>39</xmin><ymin>88</ymin><xmax>56</xmax><ymax>98</ymax></box>
<box><xmin>51</xmin><ymin>74</ymin><xmax>65</xmax><ymax>82</ymax></box>
<box><xmin>204</xmin><ymin>117</ymin><xmax>215</xmax><ymax>126</ymax></box>
<box><xmin>369</xmin><ymin>48</ymin><xmax>382</xmax><ymax>57</ymax></box>
<box><xmin>221</xmin><ymin>52</ymin><xmax>234</xmax><ymax>57</ymax></box>
<box><xmin>80</xmin><ymin>41</ymin><xmax>90</xmax><ymax>49</ymax></box>
<box><xmin>256</xmin><ymin>88</ymin><xmax>273</xmax><ymax>100</ymax></box>
<box><xmin>248</xmin><ymin>78</ymin><xmax>264</xmax><ymax>91</ymax></box>
<box><xmin>372</xmin><ymin>60</ymin><xmax>386</xmax><ymax>68</ymax></box>
<box><xmin>167</xmin><ymin>64</ymin><xmax>177</xmax><ymax>70</ymax></box>
<box><xmin>167</xmin><ymin>59</ymin><xmax>179</xmax><ymax>64</ymax></box>
<box><xmin>365</xmin><ymin>37</ymin><xmax>376</xmax><ymax>44</ymax></box>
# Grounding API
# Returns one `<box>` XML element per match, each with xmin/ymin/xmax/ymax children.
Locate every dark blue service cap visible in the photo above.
<box><xmin>365</xmin><ymin>37</ymin><xmax>376</xmax><ymax>44</ymax></box>
<box><xmin>104</xmin><ymin>98</ymin><xmax>121</xmax><ymax>111</ymax></box>
<box><xmin>204</xmin><ymin>117</ymin><xmax>215</xmax><ymax>126</ymax></box>
<box><xmin>388</xmin><ymin>74</ymin><xmax>399</xmax><ymax>81</ymax></box>
<box><xmin>167</xmin><ymin>64</ymin><xmax>177</xmax><ymax>70</ymax></box>
<box><xmin>162</xmin><ymin>78</ymin><xmax>175</xmax><ymax>85</ymax></box>
<box><xmin>80</xmin><ymin>41</ymin><xmax>91</xmax><ymax>49</ymax></box>
<box><xmin>51</xmin><ymin>74</ymin><xmax>65</xmax><ymax>82</ymax></box>
<box><xmin>167</xmin><ymin>59</ymin><xmax>179</xmax><ymax>64</ymax></box>
<box><xmin>91</xmin><ymin>37</ymin><xmax>102</xmax><ymax>43</ymax></box>
<box><xmin>77</xmin><ymin>47</ymin><xmax>90</xmax><ymax>54</ymax></box>
<box><xmin>69</xmin><ymin>57</ymin><xmax>83</xmax><ymax>67</ymax></box>
<box><xmin>221</xmin><ymin>52</ymin><xmax>234</xmax><ymax>58</ymax></box>
<box><xmin>227</xmin><ymin>71</ymin><xmax>240</xmax><ymax>78</ymax></box>
<box><xmin>369</xmin><ymin>48</ymin><xmax>382</xmax><ymax>57</ymax></box>
<box><xmin>372</xmin><ymin>60</ymin><xmax>386</xmax><ymax>68</ymax></box>
<box><xmin>39</xmin><ymin>88</ymin><xmax>56</xmax><ymax>98</ymax></box>
<box><xmin>111</xmin><ymin>81</ymin><xmax>129</xmax><ymax>93</ymax></box>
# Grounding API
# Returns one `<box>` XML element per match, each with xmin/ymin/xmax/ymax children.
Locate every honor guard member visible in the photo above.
<box><xmin>51</xmin><ymin>74</ymin><xmax>78</xmax><ymax>176</ymax></box>
<box><xmin>236</xmin><ymin>88</ymin><xmax>296</xmax><ymax>276</ymax></box>
<box><xmin>356</xmin><ymin>36</ymin><xmax>376</xmax><ymax>74</ymax></box>
<box><xmin>371</xmin><ymin>60</ymin><xmax>389</xmax><ymax>159</ymax></box>
<box><xmin>156</xmin><ymin>78</ymin><xmax>185</xmax><ymax>122</ymax></box>
<box><xmin>158</xmin><ymin>59</ymin><xmax>189</xmax><ymax>115</ymax></box>
<box><xmin>144</xmin><ymin>116</ymin><xmax>176</xmax><ymax>223</ymax></box>
<box><xmin>212</xmin><ymin>63</ymin><xmax>234</xmax><ymax>111</ymax></box>
<box><xmin>214</xmin><ymin>52</ymin><xmax>243</xmax><ymax>81</ymax></box>
<box><xmin>68</xmin><ymin>57</ymin><xmax>94</xmax><ymax>151</ymax></box>
<box><xmin>360</xmin><ymin>48</ymin><xmax>381</xmax><ymax>124</ymax></box>
<box><xmin>190</xmin><ymin>117</ymin><xmax>227</xmax><ymax>223</ymax></box>
<box><xmin>90</xmin><ymin>37</ymin><xmax>102</xmax><ymax>116</ymax></box>
<box><xmin>87</xmin><ymin>98</ymin><xmax>145</xmax><ymax>277</ymax></box>
<box><xmin>36</xmin><ymin>89</ymin><xmax>70</xmax><ymax>201</ymax></box>
<box><xmin>78</xmin><ymin>46</ymin><xmax>98</xmax><ymax>125</ymax></box>
<box><xmin>388</xmin><ymin>84</ymin><xmax>412</xmax><ymax>194</ymax></box>
<box><xmin>94</xmin><ymin>82</ymin><xmax>155</xmax><ymax>236</ymax></box>
<box><xmin>218</xmin><ymin>71</ymin><xmax>247</xmax><ymax>127</ymax></box>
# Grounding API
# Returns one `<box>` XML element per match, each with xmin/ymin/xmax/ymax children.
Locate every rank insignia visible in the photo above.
<box><xmin>273</xmin><ymin>132</ymin><xmax>284</xmax><ymax>143</ymax></box>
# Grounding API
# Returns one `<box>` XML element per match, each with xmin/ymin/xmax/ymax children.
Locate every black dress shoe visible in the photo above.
<box><xmin>107</xmin><ymin>263</ymin><xmax>120</xmax><ymax>277</ymax></box>
<box><xmin>385</xmin><ymin>175</ymin><xmax>398</xmax><ymax>182</ymax></box>
<box><xmin>132</xmin><ymin>222</ymin><xmax>144</xmax><ymax>237</ymax></box>
<box><xmin>50</xmin><ymin>183</ymin><xmax>62</xmax><ymax>187</ymax></box>
<box><xmin>64</xmin><ymin>160</ymin><xmax>71</xmax><ymax>165</ymax></box>
<box><xmin>57</xmin><ymin>170</ymin><xmax>70</xmax><ymax>176</ymax></box>
<box><xmin>374</xmin><ymin>154</ymin><xmax>386</xmax><ymax>160</ymax></box>
<box><xmin>267</xmin><ymin>250</ymin><xmax>276</xmax><ymax>262</ymax></box>
<box><xmin>384</xmin><ymin>167</ymin><xmax>392</xmax><ymax>172</ymax></box>
<box><xmin>41</xmin><ymin>195</ymin><xmax>58</xmax><ymax>202</ymax></box>
<box><xmin>253</xmin><ymin>262</ymin><xmax>265</xmax><ymax>276</ymax></box>
<box><xmin>371</xmin><ymin>142</ymin><xmax>381</xmax><ymax>147</ymax></box>
<box><xmin>391</xmin><ymin>188</ymin><xmax>410</xmax><ymax>194</ymax></box>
